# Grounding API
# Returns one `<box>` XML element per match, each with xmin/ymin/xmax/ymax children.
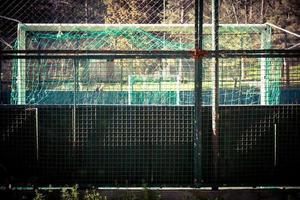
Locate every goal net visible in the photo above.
<box><xmin>11</xmin><ymin>23</ymin><xmax>281</xmax><ymax>105</ymax></box>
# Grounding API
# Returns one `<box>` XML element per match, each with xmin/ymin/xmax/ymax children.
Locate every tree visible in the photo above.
<box><xmin>48</xmin><ymin>0</ymin><xmax>106</xmax><ymax>23</ymax></box>
<box><xmin>164</xmin><ymin>0</ymin><xmax>194</xmax><ymax>24</ymax></box>
<box><xmin>104</xmin><ymin>0</ymin><xmax>155</xmax><ymax>23</ymax></box>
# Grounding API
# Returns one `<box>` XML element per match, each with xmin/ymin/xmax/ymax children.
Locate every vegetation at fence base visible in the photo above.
<box><xmin>13</xmin><ymin>186</ymin><xmax>300</xmax><ymax>200</ymax></box>
<box><xmin>33</xmin><ymin>189</ymin><xmax>45</xmax><ymax>200</ymax></box>
<box><xmin>30</xmin><ymin>186</ymin><xmax>165</xmax><ymax>200</ymax></box>
<box><xmin>84</xmin><ymin>187</ymin><xmax>107</xmax><ymax>200</ymax></box>
<box><xmin>62</xmin><ymin>185</ymin><xmax>79</xmax><ymax>200</ymax></box>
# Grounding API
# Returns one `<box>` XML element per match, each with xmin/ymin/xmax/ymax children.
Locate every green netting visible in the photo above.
<box><xmin>129</xmin><ymin>75</ymin><xmax>180</xmax><ymax>105</ymax></box>
<box><xmin>266</xmin><ymin>57</ymin><xmax>282</xmax><ymax>105</ymax></box>
<box><xmin>29</xmin><ymin>27</ymin><xmax>193</xmax><ymax>50</ymax></box>
<box><xmin>10</xmin><ymin>25</ymin><xmax>281</xmax><ymax>105</ymax></box>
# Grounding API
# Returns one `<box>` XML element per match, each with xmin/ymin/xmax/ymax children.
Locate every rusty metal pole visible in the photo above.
<box><xmin>211</xmin><ymin>0</ymin><xmax>219</xmax><ymax>190</ymax></box>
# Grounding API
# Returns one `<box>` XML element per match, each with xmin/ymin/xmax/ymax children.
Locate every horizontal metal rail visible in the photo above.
<box><xmin>19</xmin><ymin>23</ymin><xmax>268</xmax><ymax>33</ymax></box>
<box><xmin>1</xmin><ymin>49</ymin><xmax>300</xmax><ymax>59</ymax></box>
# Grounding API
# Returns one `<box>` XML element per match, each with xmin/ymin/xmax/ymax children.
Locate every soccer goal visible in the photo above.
<box><xmin>12</xmin><ymin>23</ymin><xmax>281</xmax><ymax>105</ymax></box>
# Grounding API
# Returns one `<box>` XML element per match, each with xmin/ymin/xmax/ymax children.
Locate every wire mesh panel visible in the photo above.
<box><xmin>1</xmin><ymin>0</ymin><xmax>196</xmax><ymax>49</ymax></box>
<box><xmin>0</xmin><ymin>106</ymin><xmax>37</xmax><ymax>185</ymax></box>
<box><xmin>275</xmin><ymin>105</ymin><xmax>300</xmax><ymax>185</ymax></box>
<box><xmin>1</xmin><ymin>0</ymin><xmax>300</xmax><ymax>188</ymax></box>
<box><xmin>9</xmin><ymin>57</ymin><xmax>196</xmax><ymax>105</ymax></box>
<box><xmin>200</xmin><ymin>55</ymin><xmax>300</xmax><ymax>186</ymax></box>
<box><xmin>37</xmin><ymin>105</ymin><xmax>194</xmax><ymax>186</ymax></box>
<box><xmin>201</xmin><ymin>105</ymin><xmax>300</xmax><ymax>186</ymax></box>
<box><xmin>0</xmin><ymin>103</ymin><xmax>300</xmax><ymax>186</ymax></box>
<box><xmin>9</xmin><ymin>56</ymin><xmax>299</xmax><ymax>106</ymax></box>
<box><xmin>8</xmin><ymin>57</ymin><xmax>294</xmax><ymax>107</ymax></box>
<box><xmin>38</xmin><ymin>105</ymin><xmax>74</xmax><ymax>184</ymax></box>
<box><xmin>217</xmin><ymin>106</ymin><xmax>275</xmax><ymax>185</ymax></box>
<box><xmin>201</xmin><ymin>56</ymin><xmax>289</xmax><ymax>106</ymax></box>
<box><xmin>1</xmin><ymin>1</ymin><xmax>299</xmax><ymax>50</ymax></box>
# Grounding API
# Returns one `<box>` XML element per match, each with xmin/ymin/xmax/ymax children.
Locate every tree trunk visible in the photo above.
<box><xmin>178</xmin><ymin>1</ymin><xmax>184</xmax><ymax>82</ymax></box>
<box><xmin>245</xmin><ymin>1</ymin><xmax>248</xmax><ymax>24</ymax></box>
<box><xmin>85</xmin><ymin>0</ymin><xmax>88</xmax><ymax>23</ymax></box>
<box><xmin>261</xmin><ymin>0</ymin><xmax>265</xmax><ymax>23</ymax></box>
<box><xmin>249</xmin><ymin>0</ymin><xmax>252</xmax><ymax>21</ymax></box>
<box><xmin>230</xmin><ymin>0</ymin><xmax>239</xmax><ymax>23</ymax></box>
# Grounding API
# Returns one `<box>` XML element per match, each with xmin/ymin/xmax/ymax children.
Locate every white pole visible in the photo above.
<box><xmin>128</xmin><ymin>75</ymin><xmax>131</xmax><ymax>105</ymax></box>
<box><xmin>35</xmin><ymin>108</ymin><xmax>39</xmax><ymax>161</ymax></box>
<box><xmin>17</xmin><ymin>24</ymin><xmax>26</xmax><ymax>104</ymax></box>
<box><xmin>176</xmin><ymin>75</ymin><xmax>180</xmax><ymax>105</ymax></box>
<box><xmin>261</xmin><ymin>30</ymin><xmax>266</xmax><ymax>105</ymax></box>
<box><xmin>265</xmin><ymin>22</ymin><xmax>300</xmax><ymax>38</ymax></box>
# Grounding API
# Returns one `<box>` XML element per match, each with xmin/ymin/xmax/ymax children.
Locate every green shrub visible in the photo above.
<box><xmin>33</xmin><ymin>189</ymin><xmax>45</xmax><ymax>200</ymax></box>
<box><xmin>84</xmin><ymin>188</ymin><xmax>107</xmax><ymax>200</ymax></box>
<box><xmin>61</xmin><ymin>185</ymin><xmax>79</xmax><ymax>200</ymax></box>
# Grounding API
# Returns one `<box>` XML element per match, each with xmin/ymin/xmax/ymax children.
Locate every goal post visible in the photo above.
<box><xmin>16</xmin><ymin>23</ymin><xmax>26</xmax><ymax>104</ymax></box>
<box><xmin>14</xmin><ymin>23</ymin><xmax>276</xmax><ymax>105</ymax></box>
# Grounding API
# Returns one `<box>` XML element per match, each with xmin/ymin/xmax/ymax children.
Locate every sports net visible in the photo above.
<box><xmin>10</xmin><ymin>24</ymin><xmax>282</xmax><ymax>105</ymax></box>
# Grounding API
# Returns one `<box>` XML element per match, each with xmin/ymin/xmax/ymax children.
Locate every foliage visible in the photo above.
<box><xmin>83</xmin><ymin>188</ymin><xmax>107</xmax><ymax>200</ymax></box>
<box><xmin>33</xmin><ymin>189</ymin><xmax>45</xmax><ymax>200</ymax></box>
<box><xmin>48</xmin><ymin>0</ymin><xmax>106</xmax><ymax>23</ymax></box>
<box><xmin>62</xmin><ymin>185</ymin><xmax>79</xmax><ymax>200</ymax></box>
<box><xmin>104</xmin><ymin>0</ymin><xmax>153</xmax><ymax>24</ymax></box>
<box><xmin>164</xmin><ymin>0</ymin><xmax>194</xmax><ymax>23</ymax></box>
<box><xmin>143</xmin><ymin>185</ymin><xmax>150</xmax><ymax>200</ymax></box>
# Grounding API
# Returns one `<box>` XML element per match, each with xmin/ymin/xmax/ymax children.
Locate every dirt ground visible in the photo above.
<box><xmin>0</xmin><ymin>187</ymin><xmax>300</xmax><ymax>200</ymax></box>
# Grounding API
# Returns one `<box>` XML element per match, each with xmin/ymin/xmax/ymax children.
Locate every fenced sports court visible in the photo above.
<box><xmin>0</xmin><ymin>0</ymin><xmax>300</xmax><ymax>187</ymax></box>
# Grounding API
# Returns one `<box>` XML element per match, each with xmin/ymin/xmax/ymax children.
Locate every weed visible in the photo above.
<box><xmin>33</xmin><ymin>189</ymin><xmax>45</xmax><ymax>200</ymax></box>
<box><xmin>83</xmin><ymin>188</ymin><xmax>107</xmax><ymax>200</ymax></box>
<box><xmin>61</xmin><ymin>185</ymin><xmax>79</xmax><ymax>200</ymax></box>
<box><xmin>143</xmin><ymin>185</ymin><xmax>149</xmax><ymax>200</ymax></box>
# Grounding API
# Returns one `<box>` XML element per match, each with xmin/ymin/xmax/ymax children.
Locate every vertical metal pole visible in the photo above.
<box><xmin>73</xmin><ymin>59</ymin><xmax>77</xmax><ymax>145</ymax></box>
<box><xmin>176</xmin><ymin>75</ymin><xmax>180</xmax><ymax>105</ymax></box>
<box><xmin>260</xmin><ymin>25</ymin><xmax>272</xmax><ymax>105</ymax></box>
<box><xmin>35</xmin><ymin>108</ymin><xmax>39</xmax><ymax>161</ymax></box>
<box><xmin>17</xmin><ymin>24</ymin><xmax>26</xmax><ymax>104</ymax></box>
<box><xmin>274</xmin><ymin>123</ymin><xmax>277</xmax><ymax>167</ymax></box>
<box><xmin>0</xmin><ymin>45</ymin><xmax>2</xmax><ymax>104</ymax></box>
<box><xmin>284</xmin><ymin>33</ymin><xmax>290</xmax><ymax>87</ymax></box>
<box><xmin>128</xmin><ymin>75</ymin><xmax>131</xmax><ymax>105</ymax></box>
<box><xmin>211</xmin><ymin>0</ymin><xmax>219</xmax><ymax>189</ymax></box>
<box><xmin>194</xmin><ymin>0</ymin><xmax>203</xmax><ymax>186</ymax></box>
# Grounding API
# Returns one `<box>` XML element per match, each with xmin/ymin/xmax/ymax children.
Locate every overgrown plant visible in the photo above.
<box><xmin>33</xmin><ymin>189</ymin><xmax>45</xmax><ymax>200</ymax></box>
<box><xmin>84</xmin><ymin>188</ymin><xmax>107</xmax><ymax>200</ymax></box>
<box><xmin>61</xmin><ymin>185</ymin><xmax>79</xmax><ymax>200</ymax></box>
<box><xmin>143</xmin><ymin>185</ymin><xmax>150</xmax><ymax>200</ymax></box>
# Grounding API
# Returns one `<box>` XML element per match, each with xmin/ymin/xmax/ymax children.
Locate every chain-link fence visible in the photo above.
<box><xmin>2</xmin><ymin>56</ymin><xmax>299</xmax><ymax>106</ymax></box>
<box><xmin>1</xmin><ymin>0</ymin><xmax>299</xmax><ymax>49</ymax></box>
<box><xmin>1</xmin><ymin>0</ymin><xmax>300</xmax><ymax>187</ymax></box>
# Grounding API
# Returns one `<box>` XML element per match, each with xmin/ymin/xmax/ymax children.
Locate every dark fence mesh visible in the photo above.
<box><xmin>1</xmin><ymin>0</ymin><xmax>300</xmax><ymax>189</ymax></box>
<box><xmin>1</xmin><ymin>105</ymin><xmax>300</xmax><ymax>186</ymax></box>
<box><xmin>1</xmin><ymin>105</ymin><xmax>194</xmax><ymax>186</ymax></box>
<box><xmin>0</xmin><ymin>106</ymin><xmax>37</xmax><ymax>185</ymax></box>
<box><xmin>201</xmin><ymin>105</ymin><xmax>300</xmax><ymax>186</ymax></box>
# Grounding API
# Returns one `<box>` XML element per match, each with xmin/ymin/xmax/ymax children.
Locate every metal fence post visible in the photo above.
<box><xmin>73</xmin><ymin>58</ymin><xmax>78</xmax><ymax>146</ymax></box>
<box><xmin>212</xmin><ymin>0</ymin><xmax>220</xmax><ymax>189</ymax></box>
<box><xmin>194</xmin><ymin>0</ymin><xmax>204</xmax><ymax>186</ymax></box>
<box><xmin>0</xmin><ymin>45</ymin><xmax>2</xmax><ymax>104</ymax></box>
